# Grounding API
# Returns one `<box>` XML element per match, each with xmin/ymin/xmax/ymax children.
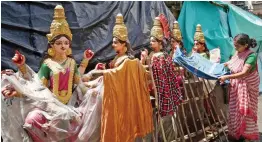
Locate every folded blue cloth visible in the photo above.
<box><xmin>173</xmin><ymin>47</ymin><xmax>230</xmax><ymax>80</ymax></box>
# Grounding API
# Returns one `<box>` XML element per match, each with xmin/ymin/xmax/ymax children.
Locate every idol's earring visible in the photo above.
<box><xmin>48</xmin><ymin>48</ymin><xmax>55</xmax><ymax>57</ymax></box>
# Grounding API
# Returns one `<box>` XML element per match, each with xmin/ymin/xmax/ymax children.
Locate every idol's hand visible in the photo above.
<box><xmin>141</xmin><ymin>49</ymin><xmax>148</xmax><ymax>64</ymax></box>
<box><xmin>95</xmin><ymin>63</ymin><xmax>106</xmax><ymax>70</ymax></box>
<box><xmin>12</xmin><ymin>50</ymin><xmax>25</xmax><ymax>66</ymax></box>
<box><xmin>1</xmin><ymin>69</ymin><xmax>15</xmax><ymax>77</ymax></box>
<box><xmin>1</xmin><ymin>85</ymin><xmax>18</xmax><ymax>98</ymax></box>
<box><xmin>84</xmin><ymin>49</ymin><xmax>94</xmax><ymax>60</ymax></box>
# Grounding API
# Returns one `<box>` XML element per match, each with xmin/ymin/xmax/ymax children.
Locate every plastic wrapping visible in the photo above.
<box><xmin>1</xmin><ymin>66</ymin><xmax>104</xmax><ymax>142</ymax></box>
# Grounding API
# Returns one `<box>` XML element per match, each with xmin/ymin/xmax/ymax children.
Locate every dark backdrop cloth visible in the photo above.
<box><xmin>1</xmin><ymin>1</ymin><xmax>175</xmax><ymax>72</ymax></box>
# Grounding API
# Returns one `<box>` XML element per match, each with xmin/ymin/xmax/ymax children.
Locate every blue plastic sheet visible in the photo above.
<box><xmin>173</xmin><ymin>47</ymin><xmax>230</xmax><ymax>80</ymax></box>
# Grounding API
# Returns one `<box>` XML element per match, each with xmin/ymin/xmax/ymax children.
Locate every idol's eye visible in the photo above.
<box><xmin>55</xmin><ymin>42</ymin><xmax>62</xmax><ymax>45</ymax></box>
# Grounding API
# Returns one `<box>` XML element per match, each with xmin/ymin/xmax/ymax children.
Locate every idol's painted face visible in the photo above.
<box><xmin>171</xmin><ymin>38</ymin><xmax>180</xmax><ymax>50</ymax></box>
<box><xmin>150</xmin><ymin>37</ymin><xmax>161</xmax><ymax>51</ymax></box>
<box><xmin>51</xmin><ymin>36</ymin><xmax>70</xmax><ymax>55</ymax></box>
<box><xmin>112</xmin><ymin>37</ymin><xmax>126</xmax><ymax>55</ymax></box>
<box><xmin>195</xmin><ymin>41</ymin><xmax>205</xmax><ymax>52</ymax></box>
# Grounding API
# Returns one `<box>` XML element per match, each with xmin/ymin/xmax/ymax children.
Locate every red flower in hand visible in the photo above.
<box><xmin>95</xmin><ymin>63</ymin><xmax>105</xmax><ymax>70</ymax></box>
<box><xmin>84</xmin><ymin>49</ymin><xmax>94</xmax><ymax>60</ymax></box>
<box><xmin>12</xmin><ymin>50</ymin><xmax>25</xmax><ymax>65</ymax></box>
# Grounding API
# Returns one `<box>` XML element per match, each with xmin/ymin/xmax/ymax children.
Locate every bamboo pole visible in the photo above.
<box><xmin>180</xmin><ymin>103</ymin><xmax>192</xmax><ymax>142</ymax></box>
<box><xmin>152</xmin><ymin>108</ymin><xmax>157</xmax><ymax>142</ymax></box>
<box><xmin>197</xmin><ymin>83</ymin><xmax>218</xmax><ymax>140</ymax></box>
<box><xmin>174</xmin><ymin>125</ymin><xmax>227</xmax><ymax>141</ymax></box>
<box><xmin>193</xmin><ymin>77</ymin><xmax>221</xmax><ymax>141</ymax></box>
<box><xmin>178</xmin><ymin>70</ymin><xmax>197</xmax><ymax>142</ymax></box>
<box><xmin>186</xmin><ymin>75</ymin><xmax>207</xmax><ymax>138</ymax></box>
<box><xmin>174</xmin><ymin>110</ymin><xmax>185</xmax><ymax>142</ymax></box>
<box><xmin>204</xmin><ymin>79</ymin><xmax>229</xmax><ymax>142</ymax></box>
<box><xmin>171</xmin><ymin>114</ymin><xmax>178</xmax><ymax>140</ymax></box>
<box><xmin>206</xmin><ymin>80</ymin><xmax>228</xmax><ymax>124</ymax></box>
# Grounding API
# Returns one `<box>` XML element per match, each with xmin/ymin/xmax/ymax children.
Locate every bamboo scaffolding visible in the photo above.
<box><xmin>180</xmin><ymin>103</ymin><xmax>192</xmax><ymax>142</ymax></box>
<box><xmin>171</xmin><ymin>125</ymin><xmax>228</xmax><ymax>141</ymax></box>
<box><xmin>178</xmin><ymin>70</ymin><xmax>195</xmax><ymax>142</ymax></box>
<box><xmin>174</xmin><ymin>70</ymin><xmax>228</xmax><ymax>141</ymax></box>
<box><xmin>171</xmin><ymin>114</ymin><xmax>178</xmax><ymax>140</ymax></box>
<box><xmin>186</xmin><ymin>76</ymin><xmax>207</xmax><ymax>138</ymax></box>
<box><xmin>196</xmin><ymin>85</ymin><xmax>218</xmax><ymax>140</ymax></box>
<box><xmin>141</xmin><ymin>58</ymin><xmax>229</xmax><ymax>141</ymax></box>
<box><xmin>174</xmin><ymin>111</ymin><xmax>185</xmax><ymax>142</ymax></box>
<box><xmin>192</xmin><ymin>77</ymin><xmax>222</xmax><ymax>141</ymax></box>
<box><xmin>206</xmin><ymin>79</ymin><xmax>228</xmax><ymax>124</ymax></box>
<box><xmin>203</xmin><ymin>79</ymin><xmax>229</xmax><ymax>142</ymax></box>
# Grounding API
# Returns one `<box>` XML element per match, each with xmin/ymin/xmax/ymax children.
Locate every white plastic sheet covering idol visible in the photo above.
<box><xmin>210</xmin><ymin>48</ymin><xmax>221</xmax><ymax>63</ymax></box>
<box><xmin>1</xmin><ymin>65</ymin><xmax>104</xmax><ymax>142</ymax></box>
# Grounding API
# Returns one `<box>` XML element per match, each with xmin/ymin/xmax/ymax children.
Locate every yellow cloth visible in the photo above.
<box><xmin>101</xmin><ymin>59</ymin><xmax>154</xmax><ymax>142</ymax></box>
